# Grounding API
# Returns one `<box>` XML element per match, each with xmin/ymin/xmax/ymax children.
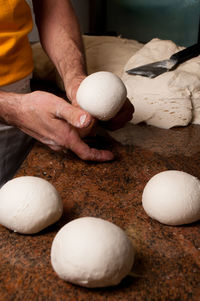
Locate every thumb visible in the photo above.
<box><xmin>55</xmin><ymin>100</ymin><xmax>92</xmax><ymax>128</ymax></box>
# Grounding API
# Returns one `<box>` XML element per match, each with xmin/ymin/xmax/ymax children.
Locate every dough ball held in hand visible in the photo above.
<box><xmin>76</xmin><ymin>71</ymin><xmax>127</xmax><ymax>121</ymax></box>
<box><xmin>51</xmin><ymin>217</ymin><xmax>135</xmax><ymax>288</ymax></box>
<box><xmin>0</xmin><ymin>176</ymin><xmax>63</xmax><ymax>234</ymax></box>
<box><xmin>142</xmin><ymin>170</ymin><xmax>200</xmax><ymax>226</ymax></box>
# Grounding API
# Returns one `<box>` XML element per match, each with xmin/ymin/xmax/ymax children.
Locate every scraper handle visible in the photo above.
<box><xmin>170</xmin><ymin>43</ymin><xmax>200</xmax><ymax>64</ymax></box>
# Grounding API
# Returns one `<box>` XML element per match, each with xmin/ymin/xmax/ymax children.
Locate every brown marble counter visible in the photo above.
<box><xmin>0</xmin><ymin>122</ymin><xmax>200</xmax><ymax>300</ymax></box>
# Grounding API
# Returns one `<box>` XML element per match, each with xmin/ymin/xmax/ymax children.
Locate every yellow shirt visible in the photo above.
<box><xmin>0</xmin><ymin>0</ymin><xmax>34</xmax><ymax>86</ymax></box>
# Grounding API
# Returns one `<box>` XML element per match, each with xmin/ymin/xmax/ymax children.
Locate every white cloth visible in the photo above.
<box><xmin>0</xmin><ymin>74</ymin><xmax>35</xmax><ymax>188</ymax></box>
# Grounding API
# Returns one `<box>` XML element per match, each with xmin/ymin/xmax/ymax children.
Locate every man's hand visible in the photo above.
<box><xmin>100</xmin><ymin>98</ymin><xmax>134</xmax><ymax>131</ymax></box>
<box><xmin>67</xmin><ymin>76</ymin><xmax>134</xmax><ymax>136</ymax></box>
<box><xmin>0</xmin><ymin>90</ymin><xmax>113</xmax><ymax>162</ymax></box>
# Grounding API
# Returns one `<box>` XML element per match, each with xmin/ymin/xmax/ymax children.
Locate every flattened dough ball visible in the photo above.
<box><xmin>51</xmin><ymin>217</ymin><xmax>134</xmax><ymax>288</ymax></box>
<box><xmin>0</xmin><ymin>176</ymin><xmax>63</xmax><ymax>234</ymax></box>
<box><xmin>142</xmin><ymin>170</ymin><xmax>200</xmax><ymax>225</ymax></box>
<box><xmin>76</xmin><ymin>71</ymin><xmax>127</xmax><ymax>120</ymax></box>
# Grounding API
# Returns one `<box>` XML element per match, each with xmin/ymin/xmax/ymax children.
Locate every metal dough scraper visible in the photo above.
<box><xmin>126</xmin><ymin>43</ymin><xmax>200</xmax><ymax>78</ymax></box>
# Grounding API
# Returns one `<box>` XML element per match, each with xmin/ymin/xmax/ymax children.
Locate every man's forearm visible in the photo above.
<box><xmin>32</xmin><ymin>0</ymin><xmax>87</xmax><ymax>100</ymax></box>
<box><xmin>0</xmin><ymin>91</ymin><xmax>22</xmax><ymax>126</ymax></box>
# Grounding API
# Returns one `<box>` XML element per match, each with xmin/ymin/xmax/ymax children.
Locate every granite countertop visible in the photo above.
<box><xmin>0</xmin><ymin>121</ymin><xmax>200</xmax><ymax>300</ymax></box>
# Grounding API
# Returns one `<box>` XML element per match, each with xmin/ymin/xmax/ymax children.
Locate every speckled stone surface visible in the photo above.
<box><xmin>0</xmin><ymin>123</ymin><xmax>200</xmax><ymax>300</ymax></box>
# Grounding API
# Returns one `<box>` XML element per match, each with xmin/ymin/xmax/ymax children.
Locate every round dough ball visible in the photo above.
<box><xmin>142</xmin><ymin>170</ymin><xmax>200</xmax><ymax>225</ymax></box>
<box><xmin>76</xmin><ymin>71</ymin><xmax>127</xmax><ymax>120</ymax></box>
<box><xmin>0</xmin><ymin>176</ymin><xmax>63</xmax><ymax>234</ymax></box>
<box><xmin>51</xmin><ymin>217</ymin><xmax>134</xmax><ymax>288</ymax></box>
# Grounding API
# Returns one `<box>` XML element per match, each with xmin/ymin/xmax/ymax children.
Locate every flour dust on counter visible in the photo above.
<box><xmin>0</xmin><ymin>176</ymin><xmax>63</xmax><ymax>234</ymax></box>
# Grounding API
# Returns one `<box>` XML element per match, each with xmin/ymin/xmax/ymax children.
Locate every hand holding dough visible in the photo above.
<box><xmin>76</xmin><ymin>71</ymin><xmax>127</xmax><ymax>121</ymax></box>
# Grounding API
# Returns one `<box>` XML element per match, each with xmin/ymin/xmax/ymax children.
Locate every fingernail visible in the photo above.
<box><xmin>80</xmin><ymin>114</ymin><xmax>90</xmax><ymax>127</ymax></box>
<box><xmin>80</xmin><ymin>114</ymin><xmax>86</xmax><ymax>125</ymax></box>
